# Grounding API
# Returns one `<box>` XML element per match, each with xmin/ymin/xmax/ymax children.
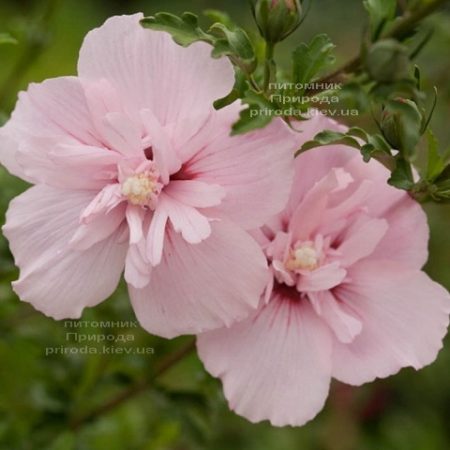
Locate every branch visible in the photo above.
<box><xmin>69</xmin><ymin>338</ymin><xmax>196</xmax><ymax>431</ymax></box>
<box><xmin>308</xmin><ymin>0</ymin><xmax>449</xmax><ymax>92</ymax></box>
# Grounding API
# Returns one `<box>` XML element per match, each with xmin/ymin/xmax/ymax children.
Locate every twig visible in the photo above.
<box><xmin>69</xmin><ymin>338</ymin><xmax>196</xmax><ymax>431</ymax></box>
<box><xmin>307</xmin><ymin>0</ymin><xmax>449</xmax><ymax>93</ymax></box>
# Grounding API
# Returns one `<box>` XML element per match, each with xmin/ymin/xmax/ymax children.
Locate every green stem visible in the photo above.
<box><xmin>263</xmin><ymin>42</ymin><xmax>275</xmax><ymax>92</ymax></box>
<box><xmin>68</xmin><ymin>339</ymin><xmax>196</xmax><ymax>431</ymax></box>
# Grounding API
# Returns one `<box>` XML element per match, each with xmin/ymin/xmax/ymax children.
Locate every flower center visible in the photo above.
<box><xmin>285</xmin><ymin>242</ymin><xmax>320</xmax><ymax>271</ymax></box>
<box><xmin>121</xmin><ymin>169</ymin><xmax>161</xmax><ymax>208</ymax></box>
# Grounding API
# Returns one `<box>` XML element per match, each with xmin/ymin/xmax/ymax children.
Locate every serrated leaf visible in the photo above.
<box><xmin>231</xmin><ymin>91</ymin><xmax>275</xmax><ymax>135</ymax></box>
<box><xmin>346</xmin><ymin>127</ymin><xmax>392</xmax><ymax>161</ymax></box>
<box><xmin>141</xmin><ymin>12</ymin><xmax>212</xmax><ymax>46</ymax></box>
<box><xmin>363</xmin><ymin>0</ymin><xmax>397</xmax><ymax>40</ymax></box>
<box><xmin>292</xmin><ymin>34</ymin><xmax>336</xmax><ymax>91</ymax></box>
<box><xmin>296</xmin><ymin>130</ymin><xmax>361</xmax><ymax>156</ymax></box>
<box><xmin>209</xmin><ymin>23</ymin><xmax>256</xmax><ymax>73</ymax></box>
<box><xmin>0</xmin><ymin>32</ymin><xmax>17</xmax><ymax>45</ymax></box>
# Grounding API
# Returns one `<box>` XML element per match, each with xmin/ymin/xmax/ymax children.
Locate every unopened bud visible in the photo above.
<box><xmin>381</xmin><ymin>98</ymin><xmax>423</xmax><ymax>157</ymax></box>
<box><xmin>252</xmin><ymin>0</ymin><xmax>303</xmax><ymax>44</ymax></box>
<box><xmin>365</xmin><ymin>39</ymin><xmax>410</xmax><ymax>83</ymax></box>
<box><xmin>272</xmin><ymin>0</ymin><xmax>297</xmax><ymax>11</ymax></box>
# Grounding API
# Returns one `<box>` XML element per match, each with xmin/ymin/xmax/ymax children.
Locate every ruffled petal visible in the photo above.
<box><xmin>78</xmin><ymin>14</ymin><xmax>234</xmax><ymax>127</ymax></box>
<box><xmin>197</xmin><ymin>294</ymin><xmax>333</xmax><ymax>427</ymax></box>
<box><xmin>309</xmin><ymin>290</ymin><xmax>362</xmax><ymax>344</ymax></box>
<box><xmin>297</xmin><ymin>263</ymin><xmax>347</xmax><ymax>292</ymax></box>
<box><xmin>337</xmin><ymin>217</ymin><xmax>388</xmax><ymax>267</ymax></box>
<box><xmin>2</xmin><ymin>185</ymin><xmax>127</xmax><ymax>319</ymax></box>
<box><xmin>129</xmin><ymin>220</ymin><xmax>268</xmax><ymax>338</ymax></box>
<box><xmin>161</xmin><ymin>193</ymin><xmax>211</xmax><ymax>244</ymax></box>
<box><xmin>331</xmin><ymin>260</ymin><xmax>450</xmax><ymax>385</ymax></box>
<box><xmin>187</xmin><ymin>117</ymin><xmax>297</xmax><ymax>229</ymax></box>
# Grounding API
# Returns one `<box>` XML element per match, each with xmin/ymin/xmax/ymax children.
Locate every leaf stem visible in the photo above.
<box><xmin>68</xmin><ymin>338</ymin><xmax>196</xmax><ymax>431</ymax></box>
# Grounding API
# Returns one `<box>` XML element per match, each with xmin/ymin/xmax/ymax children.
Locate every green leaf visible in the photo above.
<box><xmin>140</xmin><ymin>12</ymin><xmax>212</xmax><ymax>46</ymax></box>
<box><xmin>203</xmin><ymin>9</ymin><xmax>233</xmax><ymax>28</ymax></box>
<box><xmin>209</xmin><ymin>23</ymin><xmax>257</xmax><ymax>73</ymax></box>
<box><xmin>296</xmin><ymin>130</ymin><xmax>361</xmax><ymax>156</ymax></box>
<box><xmin>231</xmin><ymin>91</ymin><xmax>275</xmax><ymax>135</ymax></box>
<box><xmin>347</xmin><ymin>126</ymin><xmax>371</xmax><ymax>142</ymax></box>
<box><xmin>292</xmin><ymin>34</ymin><xmax>336</xmax><ymax>90</ymax></box>
<box><xmin>381</xmin><ymin>99</ymin><xmax>423</xmax><ymax>159</ymax></box>
<box><xmin>388</xmin><ymin>158</ymin><xmax>415</xmax><ymax>190</ymax></box>
<box><xmin>0</xmin><ymin>32</ymin><xmax>17</xmax><ymax>45</ymax></box>
<box><xmin>214</xmin><ymin>70</ymin><xmax>247</xmax><ymax>110</ymax></box>
<box><xmin>421</xmin><ymin>86</ymin><xmax>438</xmax><ymax>134</ymax></box>
<box><xmin>363</xmin><ymin>0</ymin><xmax>397</xmax><ymax>40</ymax></box>
<box><xmin>360</xmin><ymin>143</ymin><xmax>377</xmax><ymax>162</ymax></box>
<box><xmin>426</xmin><ymin>129</ymin><xmax>446</xmax><ymax>181</ymax></box>
<box><xmin>367</xmin><ymin>133</ymin><xmax>392</xmax><ymax>154</ymax></box>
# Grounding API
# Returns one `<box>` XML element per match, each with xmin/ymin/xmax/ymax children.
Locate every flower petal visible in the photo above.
<box><xmin>2</xmin><ymin>185</ymin><xmax>127</xmax><ymax>319</ymax></box>
<box><xmin>309</xmin><ymin>290</ymin><xmax>362</xmax><ymax>344</ymax></box>
<box><xmin>289</xmin><ymin>168</ymin><xmax>348</xmax><ymax>241</ymax></box>
<box><xmin>337</xmin><ymin>217</ymin><xmax>388</xmax><ymax>267</ymax></box>
<box><xmin>70</xmin><ymin>203</ymin><xmax>126</xmax><ymax>250</ymax></box>
<box><xmin>197</xmin><ymin>294</ymin><xmax>333</xmax><ymax>427</ymax></box>
<box><xmin>140</xmin><ymin>108</ymin><xmax>182</xmax><ymax>182</ymax></box>
<box><xmin>129</xmin><ymin>220</ymin><xmax>268</xmax><ymax>338</ymax></box>
<box><xmin>187</xmin><ymin>117</ymin><xmax>297</xmax><ymax>229</ymax></box>
<box><xmin>161</xmin><ymin>193</ymin><xmax>211</xmax><ymax>244</ymax></box>
<box><xmin>0</xmin><ymin>130</ymin><xmax>31</xmax><ymax>181</ymax></box>
<box><xmin>331</xmin><ymin>259</ymin><xmax>450</xmax><ymax>385</ymax></box>
<box><xmin>125</xmin><ymin>239</ymin><xmax>152</xmax><ymax>289</ymax></box>
<box><xmin>78</xmin><ymin>14</ymin><xmax>235</xmax><ymax>126</ymax></box>
<box><xmin>146</xmin><ymin>207</ymin><xmax>168</xmax><ymax>266</ymax></box>
<box><xmin>0</xmin><ymin>76</ymin><xmax>108</xmax><ymax>183</ymax></box>
<box><xmin>297</xmin><ymin>262</ymin><xmax>347</xmax><ymax>292</ymax></box>
<box><xmin>164</xmin><ymin>180</ymin><xmax>225</xmax><ymax>209</ymax></box>
<box><xmin>369</xmin><ymin>195</ymin><xmax>429</xmax><ymax>269</ymax></box>
<box><xmin>126</xmin><ymin>206</ymin><xmax>145</xmax><ymax>245</ymax></box>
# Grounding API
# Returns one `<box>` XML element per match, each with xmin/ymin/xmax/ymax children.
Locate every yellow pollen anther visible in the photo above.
<box><xmin>122</xmin><ymin>172</ymin><xmax>159</xmax><ymax>206</ymax></box>
<box><xmin>285</xmin><ymin>244</ymin><xmax>319</xmax><ymax>271</ymax></box>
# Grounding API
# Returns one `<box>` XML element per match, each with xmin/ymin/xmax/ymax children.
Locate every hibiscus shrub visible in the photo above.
<box><xmin>1</xmin><ymin>0</ymin><xmax>450</xmax><ymax>449</ymax></box>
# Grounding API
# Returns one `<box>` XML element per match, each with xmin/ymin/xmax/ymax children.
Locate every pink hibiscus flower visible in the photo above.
<box><xmin>197</xmin><ymin>114</ymin><xmax>450</xmax><ymax>426</ymax></box>
<box><xmin>0</xmin><ymin>14</ymin><xmax>297</xmax><ymax>338</ymax></box>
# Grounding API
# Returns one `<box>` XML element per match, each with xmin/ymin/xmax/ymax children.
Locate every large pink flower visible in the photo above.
<box><xmin>197</xmin><ymin>114</ymin><xmax>450</xmax><ymax>426</ymax></box>
<box><xmin>0</xmin><ymin>14</ymin><xmax>297</xmax><ymax>338</ymax></box>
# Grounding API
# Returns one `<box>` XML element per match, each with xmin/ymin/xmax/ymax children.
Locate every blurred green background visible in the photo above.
<box><xmin>1</xmin><ymin>1</ymin><xmax>450</xmax><ymax>449</ymax></box>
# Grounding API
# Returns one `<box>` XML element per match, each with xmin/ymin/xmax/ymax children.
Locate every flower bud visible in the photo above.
<box><xmin>365</xmin><ymin>39</ymin><xmax>410</xmax><ymax>83</ymax></box>
<box><xmin>381</xmin><ymin>98</ymin><xmax>423</xmax><ymax>157</ymax></box>
<box><xmin>252</xmin><ymin>0</ymin><xmax>303</xmax><ymax>44</ymax></box>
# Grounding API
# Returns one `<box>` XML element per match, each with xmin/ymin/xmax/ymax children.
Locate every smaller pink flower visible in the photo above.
<box><xmin>197</xmin><ymin>114</ymin><xmax>450</xmax><ymax>427</ymax></box>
